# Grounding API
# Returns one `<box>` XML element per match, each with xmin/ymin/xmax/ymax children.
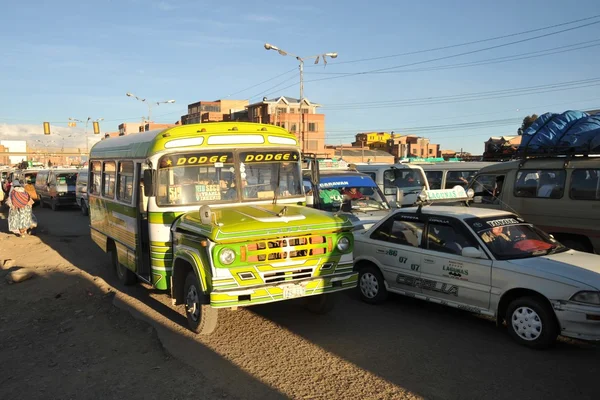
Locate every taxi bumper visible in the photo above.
<box><xmin>554</xmin><ymin>302</ymin><xmax>600</xmax><ymax>341</ymax></box>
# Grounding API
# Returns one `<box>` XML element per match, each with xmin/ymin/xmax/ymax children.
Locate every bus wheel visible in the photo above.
<box><xmin>305</xmin><ymin>294</ymin><xmax>336</xmax><ymax>315</ymax></box>
<box><xmin>116</xmin><ymin>262</ymin><xmax>137</xmax><ymax>286</ymax></box>
<box><xmin>184</xmin><ymin>271</ymin><xmax>218</xmax><ymax>335</ymax></box>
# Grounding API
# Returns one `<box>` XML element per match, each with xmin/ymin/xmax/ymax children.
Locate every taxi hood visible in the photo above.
<box><xmin>506</xmin><ymin>250</ymin><xmax>600</xmax><ymax>289</ymax></box>
<box><xmin>174</xmin><ymin>204</ymin><xmax>353</xmax><ymax>243</ymax></box>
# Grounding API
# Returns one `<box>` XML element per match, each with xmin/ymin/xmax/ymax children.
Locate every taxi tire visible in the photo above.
<box><xmin>51</xmin><ymin>198</ymin><xmax>58</xmax><ymax>211</ymax></box>
<box><xmin>305</xmin><ymin>294</ymin><xmax>336</xmax><ymax>315</ymax></box>
<box><xmin>184</xmin><ymin>271</ymin><xmax>218</xmax><ymax>335</ymax></box>
<box><xmin>506</xmin><ymin>296</ymin><xmax>558</xmax><ymax>350</ymax></box>
<box><xmin>358</xmin><ymin>265</ymin><xmax>388</xmax><ymax>304</ymax></box>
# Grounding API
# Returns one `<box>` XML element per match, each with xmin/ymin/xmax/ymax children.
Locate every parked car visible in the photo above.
<box><xmin>353</xmin><ymin>186</ymin><xmax>600</xmax><ymax>349</ymax></box>
<box><xmin>35</xmin><ymin>169</ymin><xmax>79</xmax><ymax>211</ymax></box>
<box><xmin>75</xmin><ymin>170</ymin><xmax>89</xmax><ymax>215</ymax></box>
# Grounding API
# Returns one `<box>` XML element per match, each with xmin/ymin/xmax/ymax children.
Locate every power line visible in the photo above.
<box><xmin>222</xmin><ymin>67</ymin><xmax>297</xmax><ymax>98</ymax></box>
<box><xmin>247</xmin><ymin>75</ymin><xmax>299</xmax><ymax>102</ymax></box>
<box><xmin>300</xmin><ymin>20</ymin><xmax>600</xmax><ymax>85</ymax></box>
<box><xmin>307</xmin><ymin>39</ymin><xmax>600</xmax><ymax>76</ymax></box>
<box><xmin>322</xmin><ymin>77</ymin><xmax>600</xmax><ymax>109</ymax></box>
<box><xmin>307</xmin><ymin>14</ymin><xmax>600</xmax><ymax>67</ymax></box>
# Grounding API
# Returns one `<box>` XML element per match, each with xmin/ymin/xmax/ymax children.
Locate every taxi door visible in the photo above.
<box><xmin>368</xmin><ymin>213</ymin><xmax>425</xmax><ymax>295</ymax></box>
<box><xmin>419</xmin><ymin>217</ymin><xmax>492</xmax><ymax>311</ymax></box>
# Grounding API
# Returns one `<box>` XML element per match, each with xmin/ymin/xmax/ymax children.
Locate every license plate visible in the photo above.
<box><xmin>282</xmin><ymin>284</ymin><xmax>305</xmax><ymax>299</ymax></box>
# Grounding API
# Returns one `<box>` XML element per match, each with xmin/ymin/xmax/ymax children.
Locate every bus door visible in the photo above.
<box><xmin>136</xmin><ymin>163</ymin><xmax>151</xmax><ymax>280</ymax></box>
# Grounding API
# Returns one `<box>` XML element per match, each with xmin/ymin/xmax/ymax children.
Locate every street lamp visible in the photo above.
<box><xmin>126</xmin><ymin>92</ymin><xmax>175</xmax><ymax>122</ymax></box>
<box><xmin>264</xmin><ymin>43</ymin><xmax>337</xmax><ymax>152</ymax></box>
<box><xmin>69</xmin><ymin>117</ymin><xmax>103</xmax><ymax>153</ymax></box>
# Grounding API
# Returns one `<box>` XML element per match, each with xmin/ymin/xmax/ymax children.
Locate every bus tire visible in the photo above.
<box><xmin>116</xmin><ymin>262</ymin><xmax>137</xmax><ymax>286</ymax></box>
<box><xmin>184</xmin><ymin>271</ymin><xmax>218</xmax><ymax>335</ymax></box>
<box><xmin>305</xmin><ymin>294</ymin><xmax>336</xmax><ymax>315</ymax></box>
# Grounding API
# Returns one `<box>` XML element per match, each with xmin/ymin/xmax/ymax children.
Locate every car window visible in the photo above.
<box><xmin>371</xmin><ymin>216</ymin><xmax>424</xmax><ymax>247</ymax></box>
<box><xmin>514</xmin><ymin>169</ymin><xmax>565</xmax><ymax>198</ymax></box>
<box><xmin>570</xmin><ymin>169</ymin><xmax>600</xmax><ymax>200</ymax></box>
<box><xmin>445</xmin><ymin>170</ymin><xmax>476</xmax><ymax>189</ymax></box>
<box><xmin>426</xmin><ymin>222</ymin><xmax>477</xmax><ymax>255</ymax></box>
<box><xmin>425</xmin><ymin>171</ymin><xmax>443</xmax><ymax>190</ymax></box>
<box><xmin>470</xmin><ymin>174</ymin><xmax>504</xmax><ymax>204</ymax></box>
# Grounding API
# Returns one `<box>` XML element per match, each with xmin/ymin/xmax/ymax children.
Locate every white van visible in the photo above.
<box><xmin>467</xmin><ymin>156</ymin><xmax>600</xmax><ymax>253</ymax></box>
<box><xmin>353</xmin><ymin>163</ymin><xmax>429</xmax><ymax>207</ymax></box>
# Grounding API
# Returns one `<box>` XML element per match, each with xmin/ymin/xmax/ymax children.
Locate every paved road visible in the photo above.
<box><xmin>28</xmin><ymin>205</ymin><xmax>600</xmax><ymax>399</ymax></box>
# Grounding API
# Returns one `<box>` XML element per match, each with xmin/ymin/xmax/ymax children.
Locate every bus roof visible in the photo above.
<box><xmin>89</xmin><ymin>122</ymin><xmax>297</xmax><ymax>160</ymax></box>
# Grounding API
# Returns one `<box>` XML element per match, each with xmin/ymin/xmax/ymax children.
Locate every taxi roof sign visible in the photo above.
<box><xmin>418</xmin><ymin>185</ymin><xmax>474</xmax><ymax>204</ymax></box>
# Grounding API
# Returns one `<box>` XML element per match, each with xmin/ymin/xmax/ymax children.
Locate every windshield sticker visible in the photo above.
<box><xmin>400</xmin><ymin>214</ymin><xmax>420</xmax><ymax>221</ymax></box>
<box><xmin>429</xmin><ymin>218</ymin><xmax>449</xmax><ymax>224</ymax></box>
<box><xmin>195</xmin><ymin>184</ymin><xmax>221</xmax><ymax>201</ymax></box>
<box><xmin>241</xmin><ymin>151</ymin><xmax>299</xmax><ymax>163</ymax></box>
<box><xmin>161</xmin><ymin>153</ymin><xmax>233</xmax><ymax>168</ymax></box>
<box><xmin>486</xmin><ymin>218</ymin><xmax>520</xmax><ymax>228</ymax></box>
<box><xmin>395</xmin><ymin>273</ymin><xmax>459</xmax><ymax>296</ymax></box>
<box><xmin>320</xmin><ymin>181</ymin><xmax>349</xmax><ymax>188</ymax></box>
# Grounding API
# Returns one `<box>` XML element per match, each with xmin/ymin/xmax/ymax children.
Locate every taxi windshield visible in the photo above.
<box><xmin>466</xmin><ymin>217</ymin><xmax>567</xmax><ymax>260</ymax></box>
<box><xmin>318</xmin><ymin>185</ymin><xmax>390</xmax><ymax>212</ymax></box>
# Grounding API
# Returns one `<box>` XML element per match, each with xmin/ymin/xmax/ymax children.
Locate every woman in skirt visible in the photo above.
<box><xmin>7</xmin><ymin>180</ymin><xmax>34</xmax><ymax>236</ymax></box>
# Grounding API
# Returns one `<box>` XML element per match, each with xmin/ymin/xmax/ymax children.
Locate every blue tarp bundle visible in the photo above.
<box><xmin>518</xmin><ymin>110</ymin><xmax>600</xmax><ymax>154</ymax></box>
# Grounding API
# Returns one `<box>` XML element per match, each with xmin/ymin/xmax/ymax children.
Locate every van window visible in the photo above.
<box><xmin>425</xmin><ymin>171</ymin><xmax>443</xmax><ymax>190</ymax></box>
<box><xmin>57</xmin><ymin>173</ymin><xmax>77</xmax><ymax>186</ymax></box>
<box><xmin>471</xmin><ymin>174</ymin><xmax>503</xmax><ymax>204</ymax></box>
<box><xmin>90</xmin><ymin>162</ymin><xmax>101</xmax><ymax>194</ymax></box>
<box><xmin>445</xmin><ymin>170</ymin><xmax>475</xmax><ymax>189</ymax></box>
<box><xmin>514</xmin><ymin>169</ymin><xmax>565</xmax><ymax>199</ymax></box>
<box><xmin>102</xmin><ymin>162</ymin><xmax>116</xmax><ymax>198</ymax></box>
<box><xmin>117</xmin><ymin>161</ymin><xmax>134</xmax><ymax>203</ymax></box>
<box><xmin>383</xmin><ymin>169</ymin><xmax>426</xmax><ymax>195</ymax></box>
<box><xmin>570</xmin><ymin>169</ymin><xmax>600</xmax><ymax>200</ymax></box>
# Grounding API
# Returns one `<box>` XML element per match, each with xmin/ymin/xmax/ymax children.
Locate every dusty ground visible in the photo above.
<box><xmin>1</xmin><ymin>205</ymin><xmax>600</xmax><ymax>400</ymax></box>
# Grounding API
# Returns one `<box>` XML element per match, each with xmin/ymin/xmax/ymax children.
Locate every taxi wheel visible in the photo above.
<box><xmin>506</xmin><ymin>296</ymin><xmax>558</xmax><ymax>349</ymax></box>
<box><xmin>51</xmin><ymin>198</ymin><xmax>58</xmax><ymax>211</ymax></box>
<box><xmin>184</xmin><ymin>271</ymin><xmax>218</xmax><ymax>335</ymax></box>
<box><xmin>358</xmin><ymin>265</ymin><xmax>388</xmax><ymax>304</ymax></box>
<box><xmin>305</xmin><ymin>294</ymin><xmax>336</xmax><ymax>314</ymax></box>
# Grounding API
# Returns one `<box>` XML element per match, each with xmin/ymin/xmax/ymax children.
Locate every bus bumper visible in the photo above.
<box><xmin>209</xmin><ymin>271</ymin><xmax>358</xmax><ymax>308</ymax></box>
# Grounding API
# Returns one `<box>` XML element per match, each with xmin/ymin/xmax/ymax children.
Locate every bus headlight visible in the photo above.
<box><xmin>219</xmin><ymin>248</ymin><xmax>236</xmax><ymax>265</ymax></box>
<box><xmin>337</xmin><ymin>236</ymin><xmax>350</xmax><ymax>252</ymax></box>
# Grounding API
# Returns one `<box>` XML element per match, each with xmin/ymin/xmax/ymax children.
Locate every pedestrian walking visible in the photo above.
<box><xmin>7</xmin><ymin>180</ymin><xmax>35</xmax><ymax>237</ymax></box>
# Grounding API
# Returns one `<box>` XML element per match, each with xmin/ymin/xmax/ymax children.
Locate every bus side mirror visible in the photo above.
<box><xmin>143</xmin><ymin>169</ymin><xmax>155</xmax><ymax>197</ymax></box>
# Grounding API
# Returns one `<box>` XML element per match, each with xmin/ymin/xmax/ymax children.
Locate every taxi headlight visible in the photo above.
<box><xmin>337</xmin><ymin>236</ymin><xmax>350</xmax><ymax>252</ymax></box>
<box><xmin>219</xmin><ymin>248</ymin><xmax>236</xmax><ymax>265</ymax></box>
<box><xmin>570</xmin><ymin>291</ymin><xmax>600</xmax><ymax>305</ymax></box>
<box><xmin>466</xmin><ymin>188</ymin><xmax>475</xmax><ymax>198</ymax></box>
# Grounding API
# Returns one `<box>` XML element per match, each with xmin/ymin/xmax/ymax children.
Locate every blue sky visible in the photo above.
<box><xmin>1</xmin><ymin>0</ymin><xmax>599</xmax><ymax>153</ymax></box>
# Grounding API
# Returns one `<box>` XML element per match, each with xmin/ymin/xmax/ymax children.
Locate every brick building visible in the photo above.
<box><xmin>181</xmin><ymin>99</ymin><xmax>249</xmax><ymax>125</ymax></box>
<box><xmin>385</xmin><ymin>135</ymin><xmax>441</xmax><ymax>161</ymax></box>
<box><xmin>352</xmin><ymin>132</ymin><xmax>394</xmax><ymax>149</ymax></box>
<box><xmin>0</xmin><ymin>145</ymin><xmax>9</xmax><ymax>165</ymax></box>
<box><xmin>246</xmin><ymin>96</ymin><xmax>325</xmax><ymax>153</ymax></box>
<box><xmin>117</xmin><ymin>122</ymin><xmax>179</xmax><ymax>136</ymax></box>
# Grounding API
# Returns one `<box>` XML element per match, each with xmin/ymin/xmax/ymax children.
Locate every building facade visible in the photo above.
<box><xmin>352</xmin><ymin>132</ymin><xmax>394</xmax><ymax>149</ymax></box>
<box><xmin>246</xmin><ymin>96</ymin><xmax>325</xmax><ymax>153</ymax></box>
<box><xmin>181</xmin><ymin>99</ymin><xmax>249</xmax><ymax>125</ymax></box>
<box><xmin>383</xmin><ymin>135</ymin><xmax>441</xmax><ymax>161</ymax></box>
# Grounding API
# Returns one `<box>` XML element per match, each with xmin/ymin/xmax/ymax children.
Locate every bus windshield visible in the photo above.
<box><xmin>156</xmin><ymin>150</ymin><xmax>303</xmax><ymax>206</ymax></box>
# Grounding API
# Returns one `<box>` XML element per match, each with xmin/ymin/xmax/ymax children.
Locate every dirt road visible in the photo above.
<box><xmin>1</xmin><ymin>206</ymin><xmax>599</xmax><ymax>400</ymax></box>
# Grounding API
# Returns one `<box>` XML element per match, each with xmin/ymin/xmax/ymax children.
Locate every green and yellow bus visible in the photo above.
<box><xmin>88</xmin><ymin>122</ymin><xmax>357</xmax><ymax>334</ymax></box>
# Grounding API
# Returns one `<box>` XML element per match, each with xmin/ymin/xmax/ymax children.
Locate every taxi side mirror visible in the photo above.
<box><xmin>462</xmin><ymin>247</ymin><xmax>483</xmax><ymax>259</ymax></box>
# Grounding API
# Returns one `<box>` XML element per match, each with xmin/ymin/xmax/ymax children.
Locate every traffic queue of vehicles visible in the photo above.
<box><xmin>1</xmin><ymin>123</ymin><xmax>599</xmax><ymax>349</ymax></box>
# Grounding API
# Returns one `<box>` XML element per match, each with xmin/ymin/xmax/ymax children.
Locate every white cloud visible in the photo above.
<box><xmin>154</xmin><ymin>1</ymin><xmax>177</xmax><ymax>11</ymax></box>
<box><xmin>0</xmin><ymin>124</ymin><xmax>103</xmax><ymax>151</ymax></box>
<box><xmin>244</xmin><ymin>14</ymin><xmax>280</xmax><ymax>23</ymax></box>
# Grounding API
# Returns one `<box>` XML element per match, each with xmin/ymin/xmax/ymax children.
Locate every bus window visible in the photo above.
<box><xmin>90</xmin><ymin>162</ymin><xmax>102</xmax><ymax>194</ymax></box>
<box><xmin>117</xmin><ymin>161</ymin><xmax>135</xmax><ymax>203</ymax></box>
<box><xmin>514</xmin><ymin>169</ymin><xmax>565</xmax><ymax>199</ymax></box>
<box><xmin>241</xmin><ymin>160</ymin><xmax>302</xmax><ymax>200</ymax></box>
<box><xmin>570</xmin><ymin>169</ymin><xmax>600</xmax><ymax>200</ymax></box>
<box><xmin>102</xmin><ymin>162</ymin><xmax>116</xmax><ymax>198</ymax></box>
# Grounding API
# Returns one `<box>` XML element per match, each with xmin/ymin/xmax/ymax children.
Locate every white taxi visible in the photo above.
<box><xmin>353</xmin><ymin>186</ymin><xmax>600</xmax><ymax>349</ymax></box>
